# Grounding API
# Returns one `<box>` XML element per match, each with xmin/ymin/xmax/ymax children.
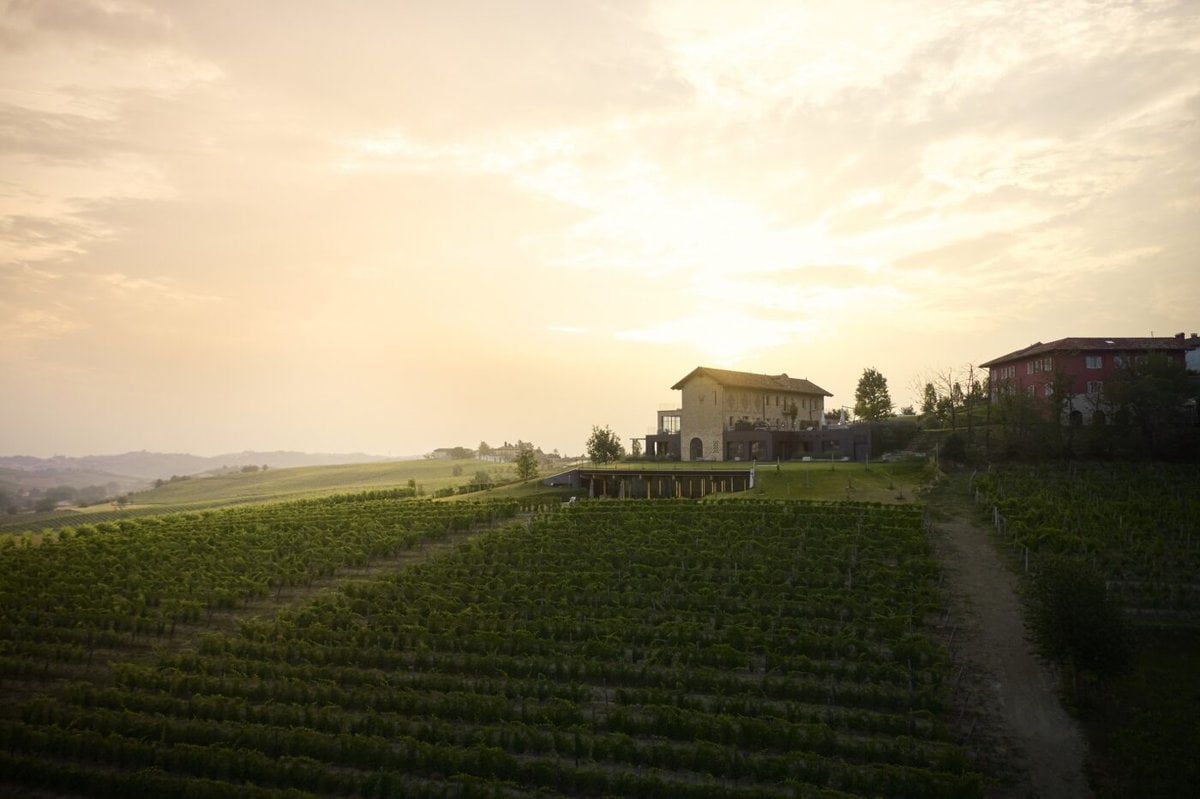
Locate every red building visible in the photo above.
<box><xmin>980</xmin><ymin>333</ymin><xmax>1199</xmax><ymax>424</ymax></box>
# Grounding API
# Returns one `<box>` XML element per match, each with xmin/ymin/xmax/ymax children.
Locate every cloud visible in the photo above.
<box><xmin>2</xmin><ymin>1</ymin><xmax>1198</xmax><ymax>455</ymax></box>
<box><xmin>100</xmin><ymin>272</ymin><xmax>223</xmax><ymax>306</ymax></box>
<box><xmin>0</xmin><ymin>304</ymin><xmax>82</xmax><ymax>343</ymax></box>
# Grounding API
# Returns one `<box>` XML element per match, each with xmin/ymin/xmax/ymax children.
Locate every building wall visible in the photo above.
<box><xmin>991</xmin><ymin>350</ymin><xmax>1187</xmax><ymax>397</ymax></box>
<box><xmin>678</xmin><ymin>375</ymin><xmax>829</xmax><ymax>461</ymax></box>
<box><xmin>679</xmin><ymin>374</ymin><xmax>726</xmax><ymax>460</ymax></box>
<box><xmin>716</xmin><ymin>386</ymin><xmax>824</xmax><ymax>429</ymax></box>
<box><xmin>988</xmin><ymin>348</ymin><xmax>1189</xmax><ymax>423</ymax></box>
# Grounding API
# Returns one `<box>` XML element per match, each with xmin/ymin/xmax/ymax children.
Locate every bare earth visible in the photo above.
<box><xmin>930</xmin><ymin>504</ymin><xmax>1092</xmax><ymax>799</ymax></box>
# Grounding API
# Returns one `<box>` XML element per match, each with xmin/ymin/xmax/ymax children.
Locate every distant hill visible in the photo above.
<box><xmin>0</xmin><ymin>450</ymin><xmax>399</xmax><ymax>484</ymax></box>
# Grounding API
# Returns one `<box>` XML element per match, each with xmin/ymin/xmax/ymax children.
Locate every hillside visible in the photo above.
<box><xmin>128</xmin><ymin>457</ymin><xmax>513</xmax><ymax>509</ymax></box>
<box><xmin>0</xmin><ymin>450</ymin><xmax>397</xmax><ymax>483</ymax></box>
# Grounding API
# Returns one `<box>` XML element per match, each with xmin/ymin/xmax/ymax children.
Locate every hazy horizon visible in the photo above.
<box><xmin>4</xmin><ymin>1</ymin><xmax>1198</xmax><ymax>459</ymax></box>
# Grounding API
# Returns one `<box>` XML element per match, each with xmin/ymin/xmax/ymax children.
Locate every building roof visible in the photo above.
<box><xmin>980</xmin><ymin>336</ymin><xmax>1198</xmax><ymax>368</ymax></box>
<box><xmin>671</xmin><ymin>366</ymin><xmax>832</xmax><ymax>397</ymax></box>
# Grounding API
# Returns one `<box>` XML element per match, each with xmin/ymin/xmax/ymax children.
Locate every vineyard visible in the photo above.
<box><xmin>966</xmin><ymin>462</ymin><xmax>1200</xmax><ymax>797</ymax></box>
<box><xmin>970</xmin><ymin>462</ymin><xmax>1200</xmax><ymax>614</ymax></box>
<box><xmin>0</xmin><ymin>494</ymin><xmax>517</xmax><ymax>682</ymax></box>
<box><xmin>0</xmin><ymin>496</ymin><xmax>979</xmax><ymax>797</ymax></box>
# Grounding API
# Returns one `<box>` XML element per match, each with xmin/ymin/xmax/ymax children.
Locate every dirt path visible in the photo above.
<box><xmin>930</xmin><ymin>490</ymin><xmax>1092</xmax><ymax>798</ymax></box>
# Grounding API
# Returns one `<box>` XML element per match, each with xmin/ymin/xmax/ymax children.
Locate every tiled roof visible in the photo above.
<box><xmin>980</xmin><ymin>336</ymin><xmax>1196</xmax><ymax>367</ymax></box>
<box><xmin>671</xmin><ymin>366</ymin><xmax>832</xmax><ymax>397</ymax></box>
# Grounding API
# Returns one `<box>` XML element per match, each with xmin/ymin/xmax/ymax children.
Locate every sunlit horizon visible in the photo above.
<box><xmin>3</xmin><ymin>0</ymin><xmax>1198</xmax><ymax>458</ymax></box>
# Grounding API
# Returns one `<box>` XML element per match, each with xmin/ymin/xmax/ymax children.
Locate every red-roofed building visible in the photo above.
<box><xmin>980</xmin><ymin>333</ymin><xmax>1200</xmax><ymax>424</ymax></box>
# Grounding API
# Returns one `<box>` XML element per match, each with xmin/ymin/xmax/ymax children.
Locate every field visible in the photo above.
<box><xmin>0</xmin><ymin>458</ymin><xmax>526</xmax><ymax>534</ymax></box>
<box><xmin>4</xmin><ymin>457</ymin><xmax>1191</xmax><ymax>796</ymax></box>
<box><xmin>0</xmin><ymin>459</ymin><xmax>926</xmax><ymax>536</ymax></box>
<box><xmin>970</xmin><ymin>462</ymin><xmax>1200</xmax><ymax>614</ymax></box>
<box><xmin>0</xmin><ymin>487</ymin><xmax>979</xmax><ymax>797</ymax></box>
<box><xmin>965</xmin><ymin>462</ymin><xmax>1200</xmax><ymax>797</ymax></box>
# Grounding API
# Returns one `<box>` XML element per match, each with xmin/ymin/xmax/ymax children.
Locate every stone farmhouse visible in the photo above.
<box><xmin>980</xmin><ymin>333</ymin><xmax>1200</xmax><ymax>425</ymax></box>
<box><xmin>644</xmin><ymin>367</ymin><xmax>870</xmax><ymax>462</ymax></box>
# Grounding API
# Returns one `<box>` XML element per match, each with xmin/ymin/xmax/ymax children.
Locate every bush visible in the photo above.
<box><xmin>940</xmin><ymin>433</ymin><xmax>966</xmax><ymax>463</ymax></box>
<box><xmin>1027</xmin><ymin>555</ymin><xmax>1134</xmax><ymax>699</ymax></box>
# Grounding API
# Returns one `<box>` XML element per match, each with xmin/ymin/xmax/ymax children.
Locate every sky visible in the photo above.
<box><xmin>3</xmin><ymin>0</ymin><xmax>1199</xmax><ymax>458</ymax></box>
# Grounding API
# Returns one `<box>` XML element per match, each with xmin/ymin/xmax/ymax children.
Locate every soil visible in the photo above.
<box><xmin>929</xmin><ymin>482</ymin><xmax>1092</xmax><ymax>798</ymax></box>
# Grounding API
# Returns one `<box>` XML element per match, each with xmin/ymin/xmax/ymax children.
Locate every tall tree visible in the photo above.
<box><xmin>920</xmin><ymin>382</ymin><xmax>939</xmax><ymax>417</ymax></box>
<box><xmin>1105</xmin><ymin>352</ymin><xmax>1194</xmax><ymax>456</ymax></box>
<box><xmin>514</xmin><ymin>444</ymin><xmax>539</xmax><ymax>480</ymax></box>
<box><xmin>586</xmin><ymin>425</ymin><xmax>625</xmax><ymax>464</ymax></box>
<box><xmin>853</xmin><ymin>368</ymin><xmax>893</xmax><ymax>421</ymax></box>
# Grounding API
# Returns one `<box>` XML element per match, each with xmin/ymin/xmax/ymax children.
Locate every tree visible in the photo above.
<box><xmin>1027</xmin><ymin>556</ymin><xmax>1134</xmax><ymax>700</ymax></box>
<box><xmin>478</xmin><ymin>441</ymin><xmax>491</xmax><ymax>457</ymax></box>
<box><xmin>515</xmin><ymin>444</ymin><xmax>539</xmax><ymax>480</ymax></box>
<box><xmin>920</xmin><ymin>382</ymin><xmax>939</xmax><ymax>417</ymax></box>
<box><xmin>853</xmin><ymin>368</ymin><xmax>893</xmax><ymax>421</ymax></box>
<box><xmin>899</xmin><ymin>404</ymin><xmax>915</xmax><ymax>416</ymax></box>
<box><xmin>1105</xmin><ymin>352</ymin><xmax>1194</xmax><ymax>456</ymax></box>
<box><xmin>586</xmin><ymin>425</ymin><xmax>625</xmax><ymax>464</ymax></box>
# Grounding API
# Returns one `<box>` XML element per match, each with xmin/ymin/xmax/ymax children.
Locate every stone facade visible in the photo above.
<box><xmin>671</xmin><ymin>367</ymin><xmax>834</xmax><ymax>461</ymax></box>
<box><xmin>679</xmin><ymin>372</ymin><xmax>726</xmax><ymax>461</ymax></box>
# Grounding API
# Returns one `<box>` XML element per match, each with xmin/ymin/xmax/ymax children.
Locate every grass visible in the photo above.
<box><xmin>741</xmin><ymin>459</ymin><xmax>928</xmax><ymax>503</ymax></box>
<box><xmin>1084</xmin><ymin>625</ymin><xmax>1200</xmax><ymax>798</ymax></box>
<box><xmin>515</xmin><ymin>458</ymin><xmax>930</xmax><ymax>505</ymax></box>
<box><xmin>0</xmin><ymin>459</ymin><xmax>526</xmax><ymax>534</ymax></box>
<box><xmin>2</xmin><ymin>456</ymin><xmax>931</xmax><ymax>536</ymax></box>
<box><xmin>131</xmin><ymin>458</ymin><xmax>518</xmax><ymax>507</ymax></box>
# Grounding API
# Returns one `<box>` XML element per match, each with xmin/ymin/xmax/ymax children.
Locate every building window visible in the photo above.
<box><xmin>1044</xmin><ymin>383</ymin><xmax>1054</xmax><ymax>397</ymax></box>
<box><xmin>1026</xmin><ymin>385</ymin><xmax>1036</xmax><ymax>397</ymax></box>
<box><xmin>1086</xmin><ymin>355</ymin><xmax>1102</xmax><ymax>369</ymax></box>
<box><xmin>1087</xmin><ymin>381</ymin><xmax>1103</xmax><ymax>395</ymax></box>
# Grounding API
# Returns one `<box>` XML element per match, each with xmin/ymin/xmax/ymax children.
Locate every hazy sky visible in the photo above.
<box><xmin>3</xmin><ymin>0</ymin><xmax>1199</xmax><ymax>458</ymax></box>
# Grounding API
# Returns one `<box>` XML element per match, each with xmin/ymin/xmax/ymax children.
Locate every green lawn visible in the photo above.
<box><xmin>517</xmin><ymin>459</ymin><xmax>930</xmax><ymax>505</ymax></box>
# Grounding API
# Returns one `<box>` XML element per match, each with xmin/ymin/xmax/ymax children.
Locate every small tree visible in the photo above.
<box><xmin>853</xmin><ymin>368</ymin><xmax>893</xmax><ymax>421</ymax></box>
<box><xmin>586</xmin><ymin>425</ymin><xmax>625</xmax><ymax>464</ymax></box>
<box><xmin>515</xmin><ymin>444</ymin><xmax>539</xmax><ymax>480</ymax></box>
